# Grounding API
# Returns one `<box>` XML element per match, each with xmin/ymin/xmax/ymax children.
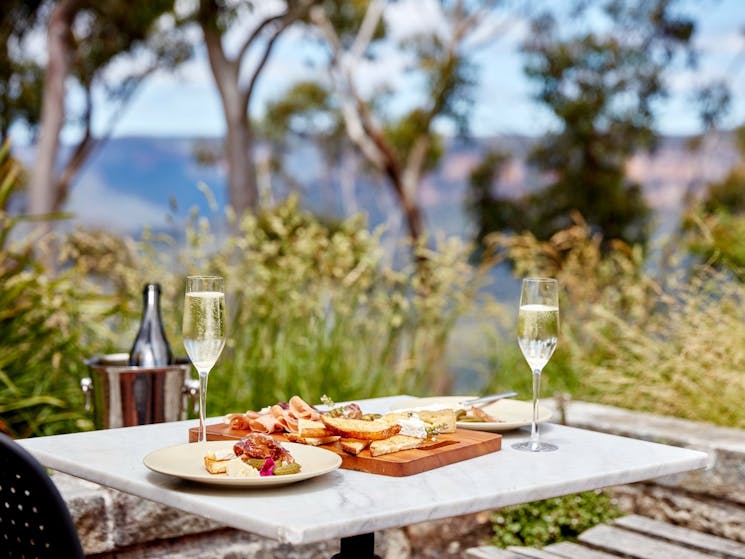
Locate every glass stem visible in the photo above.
<box><xmin>198</xmin><ymin>370</ymin><xmax>209</xmax><ymax>443</ymax></box>
<box><xmin>530</xmin><ymin>368</ymin><xmax>542</xmax><ymax>446</ymax></box>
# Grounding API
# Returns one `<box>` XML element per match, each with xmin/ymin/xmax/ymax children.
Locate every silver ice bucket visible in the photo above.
<box><xmin>82</xmin><ymin>353</ymin><xmax>198</xmax><ymax>429</ymax></box>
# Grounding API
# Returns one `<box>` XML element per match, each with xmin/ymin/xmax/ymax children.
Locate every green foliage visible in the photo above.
<box><xmin>53</xmin><ymin>194</ymin><xmax>484</xmax><ymax>418</ymax></box>
<box><xmin>261</xmin><ymin>80</ymin><xmax>347</xmax><ymax>175</ymax></box>
<box><xmin>0</xmin><ymin>1</ymin><xmax>45</xmax><ymax>140</ymax></box>
<box><xmin>465</xmin><ymin>149</ymin><xmax>522</xmax><ymax>245</ymax></box>
<box><xmin>384</xmin><ymin>109</ymin><xmax>444</xmax><ymax>172</ymax></box>
<box><xmin>514</xmin><ymin>0</ymin><xmax>696</xmax><ymax>246</ymax></box>
<box><xmin>1</xmin><ymin>0</ymin><xmax>190</xmax><ymax>145</ymax></box>
<box><xmin>319</xmin><ymin>0</ymin><xmax>386</xmax><ymax>45</ymax></box>
<box><xmin>487</xmin><ymin>216</ymin><xmax>745</xmax><ymax>427</ymax></box>
<box><xmin>684</xmin><ymin>125</ymin><xmax>745</xmax><ymax>269</ymax></box>
<box><xmin>264</xmin><ymin>81</ymin><xmax>338</xmax><ymax>140</ymax></box>
<box><xmin>684</xmin><ymin>209</ymin><xmax>745</xmax><ymax>271</ymax></box>
<box><xmin>187</xmin><ymin>196</ymin><xmax>483</xmax><ymax>411</ymax></box>
<box><xmin>490</xmin><ymin>491</ymin><xmax>621</xmax><ymax>548</ymax></box>
<box><xmin>70</xmin><ymin>1</ymin><xmax>192</xmax><ymax>107</ymax></box>
<box><xmin>3</xmin><ymin>179</ymin><xmax>485</xmax><ymax>436</ymax></box>
<box><xmin>698</xmin><ymin>126</ymin><xmax>745</xmax><ymax>215</ymax></box>
<box><xmin>0</xmin><ymin>144</ymin><xmax>99</xmax><ymax>437</ymax></box>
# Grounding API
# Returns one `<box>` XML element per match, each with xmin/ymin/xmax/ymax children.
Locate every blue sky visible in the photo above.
<box><xmin>30</xmin><ymin>0</ymin><xmax>745</xmax><ymax>145</ymax></box>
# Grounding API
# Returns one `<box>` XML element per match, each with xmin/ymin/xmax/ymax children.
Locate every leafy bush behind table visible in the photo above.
<box><xmin>3</xmin><ymin>144</ymin><xmax>745</xmax><ymax>436</ymax></box>
<box><xmin>2</xmin><ymin>175</ymin><xmax>487</xmax><ymax>436</ymax></box>
<box><xmin>486</xmin><ymin>216</ymin><xmax>745</xmax><ymax>428</ymax></box>
<box><xmin>4</xmin><ymin>146</ymin><xmax>744</xmax><ymax>550</ymax></box>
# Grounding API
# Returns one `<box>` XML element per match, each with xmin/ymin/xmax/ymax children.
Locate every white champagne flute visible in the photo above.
<box><xmin>183</xmin><ymin>275</ymin><xmax>226</xmax><ymax>443</ymax></box>
<box><xmin>512</xmin><ymin>277</ymin><xmax>559</xmax><ymax>452</ymax></box>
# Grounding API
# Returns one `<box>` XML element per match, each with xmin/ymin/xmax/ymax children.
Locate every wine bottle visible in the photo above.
<box><xmin>128</xmin><ymin>283</ymin><xmax>173</xmax><ymax>367</ymax></box>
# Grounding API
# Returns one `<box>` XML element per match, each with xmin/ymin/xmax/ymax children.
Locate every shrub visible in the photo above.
<box><xmin>182</xmin><ymin>198</ymin><xmax>485</xmax><ymax>412</ymax></box>
<box><xmin>490</xmin><ymin>490</ymin><xmax>621</xmax><ymax>548</ymax></box>
<box><xmin>485</xmin><ymin>214</ymin><xmax>745</xmax><ymax>427</ymax></box>
<box><xmin>683</xmin><ymin>207</ymin><xmax>745</xmax><ymax>273</ymax></box>
<box><xmin>0</xmin><ymin>144</ymin><xmax>98</xmax><ymax>437</ymax></box>
<box><xmin>55</xmin><ymin>195</ymin><xmax>486</xmax><ymax>417</ymax></box>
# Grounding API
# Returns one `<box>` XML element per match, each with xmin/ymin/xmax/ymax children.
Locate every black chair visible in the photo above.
<box><xmin>0</xmin><ymin>433</ymin><xmax>84</xmax><ymax>558</ymax></box>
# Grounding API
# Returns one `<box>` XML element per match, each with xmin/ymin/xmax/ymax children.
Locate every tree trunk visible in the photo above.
<box><xmin>28</xmin><ymin>0</ymin><xmax>79</xmax><ymax>216</ymax></box>
<box><xmin>223</xmin><ymin>106</ymin><xmax>258</xmax><ymax>215</ymax></box>
<box><xmin>399</xmin><ymin>191</ymin><xmax>424</xmax><ymax>244</ymax></box>
<box><xmin>200</xmin><ymin>16</ymin><xmax>258</xmax><ymax>217</ymax></box>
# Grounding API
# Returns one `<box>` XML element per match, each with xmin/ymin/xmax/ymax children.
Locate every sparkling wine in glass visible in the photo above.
<box><xmin>183</xmin><ymin>276</ymin><xmax>226</xmax><ymax>443</ymax></box>
<box><xmin>512</xmin><ymin>277</ymin><xmax>559</xmax><ymax>452</ymax></box>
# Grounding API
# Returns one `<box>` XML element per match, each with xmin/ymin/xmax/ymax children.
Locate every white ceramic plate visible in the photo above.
<box><xmin>389</xmin><ymin>396</ymin><xmax>552</xmax><ymax>432</ymax></box>
<box><xmin>143</xmin><ymin>441</ymin><xmax>342</xmax><ymax>487</ymax></box>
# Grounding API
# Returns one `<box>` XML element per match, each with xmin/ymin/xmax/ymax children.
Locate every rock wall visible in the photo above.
<box><xmin>52</xmin><ymin>400</ymin><xmax>745</xmax><ymax>557</ymax></box>
<box><xmin>553</xmin><ymin>399</ymin><xmax>745</xmax><ymax>544</ymax></box>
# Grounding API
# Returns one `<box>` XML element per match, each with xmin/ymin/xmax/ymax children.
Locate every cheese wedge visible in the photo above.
<box><xmin>416</xmin><ymin>409</ymin><xmax>457</xmax><ymax>433</ymax></box>
<box><xmin>381</xmin><ymin>409</ymin><xmax>457</xmax><ymax>434</ymax></box>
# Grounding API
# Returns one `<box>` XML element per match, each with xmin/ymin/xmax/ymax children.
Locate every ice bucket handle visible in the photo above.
<box><xmin>182</xmin><ymin>378</ymin><xmax>201</xmax><ymax>416</ymax></box>
<box><xmin>81</xmin><ymin>377</ymin><xmax>93</xmax><ymax>412</ymax></box>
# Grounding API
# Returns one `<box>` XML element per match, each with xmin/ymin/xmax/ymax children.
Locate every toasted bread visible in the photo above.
<box><xmin>285</xmin><ymin>433</ymin><xmax>341</xmax><ymax>446</ymax></box>
<box><xmin>339</xmin><ymin>438</ymin><xmax>370</xmax><ymax>455</ymax></box>
<box><xmin>321</xmin><ymin>415</ymin><xmax>401</xmax><ymax>440</ymax></box>
<box><xmin>297</xmin><ymin>418</ymin><xmax>335</xmax><ymax>438</ymax></box>
<box><xmin>204</xmin><ymin>452</ymin><xmax>232</xmax><ymax>474</ymax></box>
<box><xmin>369</xmin><ymin>434</ymin><xmax>423</xmax><ymax>457</ymax></box>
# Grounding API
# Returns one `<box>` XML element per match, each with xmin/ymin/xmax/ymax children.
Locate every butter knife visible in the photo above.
<box><xmin>459</xmin><ymin>391</ymin><xmax>517</xmax><ymax>408</ymax></box>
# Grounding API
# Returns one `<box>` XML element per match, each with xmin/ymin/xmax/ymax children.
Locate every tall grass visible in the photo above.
<box><xmin>177</xmin><ymin>198</ymin><xmax>484</xmax><ymax>412</ymax></box>
<box><xmin>486</xmin><ymin>214</ymin><xmax>745</xmax><ymax>427</ymax></box>
<box><xmin>53</xmin><ymin>196</ymin><xmax>485</xmax><ymax>417</ymax></box>
<box><xmin>6</xmin><ymin>151</ymin><xmax>745</xmax><ymax>436</ymax></box>
<box><xmin>0</xmin><ymin>144</ymin><xmax>101</xmax><ymax>437</ymax></box>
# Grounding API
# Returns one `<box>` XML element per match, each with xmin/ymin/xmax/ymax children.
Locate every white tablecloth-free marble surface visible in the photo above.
<box><xmin>18</xmin><ymin>395</ymin><xmax>708</xmax><ymax>545</ymax></box>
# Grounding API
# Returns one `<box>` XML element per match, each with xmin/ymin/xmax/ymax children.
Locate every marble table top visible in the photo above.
<box><xmin>18</xmin><ymin>395</ymin><xmax>708</xmax><ymax>545</ymax></box>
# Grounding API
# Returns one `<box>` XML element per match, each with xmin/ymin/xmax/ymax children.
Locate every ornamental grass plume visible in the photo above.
<box><xmin>58</xmin><ymin>194</ymin><xmax>486</xmax><ymax>415</ymax></box>
<box><xmin>486</xmin><ymin>213</ymin><xmax>745</xmax><ymax>427</ymax></box>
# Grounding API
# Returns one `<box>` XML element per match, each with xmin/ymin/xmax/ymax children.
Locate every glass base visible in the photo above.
<box><xmin>512</xmin><ymin>440</ymin><xmax>558</xmax><ymax>452</ymax></box>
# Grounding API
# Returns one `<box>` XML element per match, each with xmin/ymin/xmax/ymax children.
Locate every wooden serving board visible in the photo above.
<box><xmin>188</xmin><ymin>423</ymin><xmax>501</xmax><ymax>477</ymax></box>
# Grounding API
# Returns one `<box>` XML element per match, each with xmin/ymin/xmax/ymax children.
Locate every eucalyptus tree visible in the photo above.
<box><xmin>0</xmin><ymin>0</ymin><xmax>44</xmax><ymax>143</ymax></box>
<box><xmin>307</xmin><ymin>0</ymin><xmax>507</xmax><ymax>245</ymax></box>
<box><xmin>466</xmin><ymin>149</ymin><xmax>520</xmax><ymax>246</ymax></box>
<box><xmin>191</xmin><ymin>0</ymin><xmax>318</xmax><ymax>218</ymax></box>
<box><xmin>700</xmin><ymin>125</ymin><xmax>745</xmax><ymax>215</ymax></box>
<box><xmin>28</xmin><ymin>0</ymin><xmax>190</xmax><ymax>217</ymax></box>
<box><xmin>517</xmin><ymin>0</ymin><xmax>696</xmax><ymax>246</ymax></box>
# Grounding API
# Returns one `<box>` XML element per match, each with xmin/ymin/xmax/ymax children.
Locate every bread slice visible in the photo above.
<box><xmin>297</xmin><ymin>418</ymin><xmax>335</xmax><ymax>438</ymax></box>
<box><xmin>204</xmin><ymin>452</ymin><xmax>233</xmax><ymax>474</ymax></box>
<box><xmin>339</xmin><ymin>438</ymin><xmax>370</xmax><ymax>455</ymax></box>
<box><xmin>285</xmin><ymin>433</ymin><xmax>340</xmax><ymax>446</ymax></box>
<box><xmin>369</xmin><ymin>434</ymin><xmax>423</xmax><ymax>457</ymax></box>
<box><xmin>321</xmin><ymin>415</ymin><xmax>401</xmax><ymax>440</ymax></box>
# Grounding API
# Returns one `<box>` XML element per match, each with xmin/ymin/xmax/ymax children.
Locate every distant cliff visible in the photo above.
<box><xmin>12</xmin><ymin>133</ymin><xmax>739</xmax><ymax>240</ymax></box>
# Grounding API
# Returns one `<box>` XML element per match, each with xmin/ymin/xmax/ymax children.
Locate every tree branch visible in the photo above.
<box><xmin>350</xmin><ymin>0</ymin><xmax>384</xmax><ymax>59</ymax></box>
<box><xmin>309</xmin><ymin>3</ymin><xmax>389</xmax><ymax>170</ymax></box>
